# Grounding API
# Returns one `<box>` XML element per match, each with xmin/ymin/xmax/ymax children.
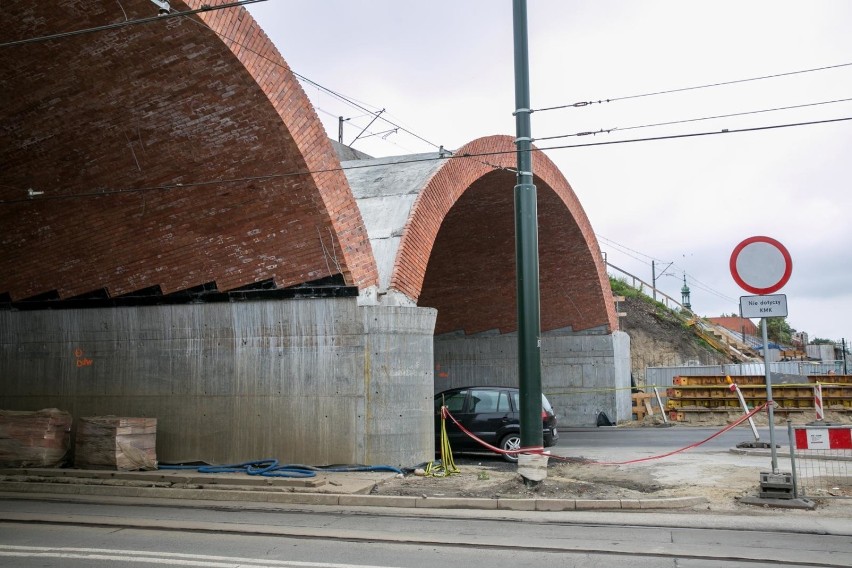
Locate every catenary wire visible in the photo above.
<box><xmin>599</xmin><ymin>235</ymin><xmax>740</xmax><ymax>303</ymax></box>
<box><xmin>3</xmin><ymin>115</ymin><xmax>851</xmax><ymax>205</ymax></box>
<box><xmin>603</xmin><ymin>241</ymin><xmax>739</xmax><ymax>303</ymax></box>
<box><xmin>660</xmin><ymin>272</ymin><xmax>739</xmax><ymax>304</ymax></box>
<box><xmin>532</xmin><ymin>61</ymin><xmax>852</xmax><ymax>112</ymax></box>
<box><xmin>2</xmin><ymin>0</ymin><xmax>442</xmax><ymax>155</ymax></box>
<box><xmin>596</xmin><ymin>235</ymin><xmax>666</xmax><ymax>263</ymax></box>
<box><xmin>178</xmin><ymin>15</ymin><xmax>444</xmax><ymax>152</ymax></box>
<box><xmin>316</xmin><ymin>106</ymin><xmax>414</xmax><ymax>153</ymax></box>
<box><xmin>0</xmin><ymin>0</ymin><xmax>267</xmax><ymax>48</ymax></box>
<box><xmin>536</xmin><ymin>96</ymin><xmax>852</xmax><ymax>141</ymax></box>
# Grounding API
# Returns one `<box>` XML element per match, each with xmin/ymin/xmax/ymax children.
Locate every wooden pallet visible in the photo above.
<box><xmin>632</xmin><ymin>393</ymin><xmax>655</xmax><ymax>420</ymax></box>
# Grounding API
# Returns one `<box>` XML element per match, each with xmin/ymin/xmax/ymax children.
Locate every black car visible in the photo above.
<box><xmin>434</xmin><ymin>386</ymin><xmax>558</xmax><ymax>462</ymax></box>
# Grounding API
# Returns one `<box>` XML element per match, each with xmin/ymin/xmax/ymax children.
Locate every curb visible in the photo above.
<box><xmin>0</xmin><ymin>481</ymin><xmax>707</xmax><ymax>511</ymax></box>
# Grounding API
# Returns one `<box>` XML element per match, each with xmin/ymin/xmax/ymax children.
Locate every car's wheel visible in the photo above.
<box><xmin>499</xmin><ymin>433</ymin><xmax>521</xmax><ymax>462</ymax></box>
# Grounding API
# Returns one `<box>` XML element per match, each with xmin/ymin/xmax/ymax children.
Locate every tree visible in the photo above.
<box><xmin>765</xmin><ymin>317</ymin><xmax>795</xmax><ymax>345</ymax></box>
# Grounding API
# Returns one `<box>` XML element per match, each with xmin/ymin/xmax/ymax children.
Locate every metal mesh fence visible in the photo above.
<box><xmin>790</xmin><ymin>424</ymin><xmax>852</xmax><ymax>499</ymax></box>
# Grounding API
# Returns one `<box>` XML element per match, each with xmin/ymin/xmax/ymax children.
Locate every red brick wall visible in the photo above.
<box><xmin>709</xmin><ymin>317</ymin><xmax>758</xmax><ymax>336</ymax></box>
<box><xmin>0</xmin><ymin>0</ymin><xmax>377</xmax><ymax>300</ymax></box>
<box><xmin>400</xmin><ymin>136</ymin><xmax>616</xmax><ymax>334</ymax></box>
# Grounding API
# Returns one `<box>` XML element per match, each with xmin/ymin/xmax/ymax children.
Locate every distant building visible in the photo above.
<box><xmin>806</xmin><ymin>344</ymin><xmax>836</xmax><ymax>362</ymax></box>
<box><xmin>792</xmin><ymin>331</ymin><xmax>809</xmax><ymax>348</ymax></box>
<box><xmin>709</xmin><ymin>316</ymin><xmax>759</xmax><ymax>338</ymax></box>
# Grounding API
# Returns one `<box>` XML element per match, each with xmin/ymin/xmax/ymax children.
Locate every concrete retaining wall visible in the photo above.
<box><xmin>433</xmin><ymin>330</ymin><xmax>631</xmax><ymax>426</ymax></box>
<box><xmin>0</xmin><ymin>299</ymin><xmax>436</xmax><ymax>467</ymax></box>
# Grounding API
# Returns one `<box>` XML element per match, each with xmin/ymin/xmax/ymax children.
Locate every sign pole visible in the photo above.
<box><xmin>730</xmin><ymin>236</ymin><xmax>792</xmax><ymax>480</ymax></box>
<box><xmin>761</xmin><ymin>317</ymin><xmax>779</xmax><ymax>473</ymax></box>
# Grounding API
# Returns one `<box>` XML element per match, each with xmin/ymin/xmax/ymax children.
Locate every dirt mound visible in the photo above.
<box><xmin>371</xmin><ymin>458</ymin><xmax>669</xmax><ymax>501</ymax></box>
<box><xmin>619</xmin><ymin>296</ymin><xmax>730</xmax><ymax>381</ymax></box>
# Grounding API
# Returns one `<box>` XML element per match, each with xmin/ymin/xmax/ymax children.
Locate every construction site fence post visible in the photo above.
<box><xmin>814</xmin><ymin>382</ymin><xmax>824</xmax><ymax>421</ymax></box>
<box><xmin>786</xmin><ymin>420</ymin><xmax>799</xmax><ymax>499</ymax></box>
<box><xmin>653</xmin><ymin>387</ymin><xmax>668</xmax><ymax>423</ymax></box>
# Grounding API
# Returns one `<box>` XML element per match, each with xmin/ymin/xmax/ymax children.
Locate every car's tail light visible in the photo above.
<box><xmin>541</xmin><ymin>409</ymin><xmax>548</xmax><ymax>419</ymax></box>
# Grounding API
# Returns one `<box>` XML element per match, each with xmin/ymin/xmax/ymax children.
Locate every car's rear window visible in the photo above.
<box><xmin>510</xmin><ymin>391</ymin><xmax>553</xmax><ymax>413</ymax></box>
<box><xmin>436</xmin><ymin>390</ymin><xmax>467</xmax><ymax>413</ymax></box>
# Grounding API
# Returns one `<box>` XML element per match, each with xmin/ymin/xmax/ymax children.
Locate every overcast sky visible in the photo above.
<box><xmin>247</xmin><ymin>1</ymin><xmax>851</xmax><ymax>343</ymax></box>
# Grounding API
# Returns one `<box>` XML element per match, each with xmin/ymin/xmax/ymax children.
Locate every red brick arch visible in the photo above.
<box><xmin>0</xmin><ymin>0</ymin><xmax>377</xmax><ymax>300</ymax></box>
<box><xmin>394</xmin><ymin>135</ymin><xmax>617</xmax><ymax>334</ymax></box>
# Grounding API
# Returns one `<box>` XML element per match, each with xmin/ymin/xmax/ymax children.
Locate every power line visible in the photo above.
<box><xmin>536</xmin><ymin>97</ymin><xmax>852</xmax><ymax>142</ymax></box>
<box><xmin>603</xmin><ymin>247</ymin><xmax>653</xmax><ymax>268</ymax></box>
<box><xmin>290</xmin><ymin>70</ymin><xmax>442</xmax><ymax>150</ymax></box>
<box><xmin>532</xmin><ymin>61</ymin><xmax>852</xmax><ymax>113</ymax></box>
<box><xmin>4</xmin><ymin>115</ymin><xmax>851</xmax><ymax>205</ymax></box>
<box><xmin>673</xmin><ymin>264</ymin><xmax>739</xmax><ymax>303</ymax></box>
<box><xmin>659</xmin><ymin>270</ymin><xmax>739</xmax><ymax>304</ymax></box>
<box><xmin>0</xmin><ymin>0</ymin><xmax>268</xmax><ymax>49</ymax></box>
<box><xmin>316</xmin><ymin>106</ymin><xmax>413</xmax><ymax>153</ymax></box>
<box><xmin>2</xmin><ymin>0</ymin><xmax>442</xmax><ymax>154</ymax></box>
<box><xmin>596</xmin><ymin>235</ymin><xmax>666</xmax><ymax>264</ymax></box>
<box><xmin>180</xmin><ymin>16</ymin><xmax>444</xmax><ymax>152</ymax></box>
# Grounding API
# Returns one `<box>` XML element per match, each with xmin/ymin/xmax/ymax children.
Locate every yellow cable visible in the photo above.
<box><xmin>425</xmin><ymin>406</ymin><xmax>459</xmax><ymax>477</ymax></box>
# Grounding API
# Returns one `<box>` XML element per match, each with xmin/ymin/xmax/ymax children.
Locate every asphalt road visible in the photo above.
<box><xmin>2</xmin><ymin>499</ymin><xmax>851</xmax><ymax>567</ymax></box>
<box><xmin>556</xmin><ymin>425</ymin><xmax>775</xmax><ymax>451</ymax></box>
<box><xmin>1</xmin><ymin>424</ymin><xmax>846</xmax><ymax>567</ymax></box>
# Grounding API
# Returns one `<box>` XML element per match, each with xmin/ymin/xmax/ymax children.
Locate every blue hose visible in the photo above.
<box><xmin>159</xmin><ymin>459</ymin><xmax>403</xmax><ymax>478</ymax></box>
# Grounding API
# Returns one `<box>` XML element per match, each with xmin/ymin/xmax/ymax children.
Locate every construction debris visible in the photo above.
<box><xmin>0</xmin><ymin>409</ymin><xmax>72</xmax><ymax>467</ymax></box>
<box><xmin>74</xmin><ymin>417</ymin><xmax>157</xmax><ymax>471</ymax></box>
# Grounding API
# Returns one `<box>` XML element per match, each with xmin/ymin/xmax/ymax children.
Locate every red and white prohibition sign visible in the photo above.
<box><xmin>729</xmin><ymin>236</ymin><xmax>793</xmax><ymax>295</ymax></box>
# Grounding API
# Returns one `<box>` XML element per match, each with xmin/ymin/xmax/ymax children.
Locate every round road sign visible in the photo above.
<box><xmin>729</xmin><ymin>236</ymin><xmax>792</xmax><ymax>295</ymax></box>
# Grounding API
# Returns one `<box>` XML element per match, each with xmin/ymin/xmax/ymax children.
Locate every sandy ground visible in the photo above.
<box><xmin>371</xmin><ymin>433</ymin><xmax>852</xmax><ymax>518</ymax></box>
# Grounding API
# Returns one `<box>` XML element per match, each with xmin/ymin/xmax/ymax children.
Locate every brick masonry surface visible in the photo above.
<box><xmin>406</xmin><ymin>136</ymin><xmax>617</xmax><ymax>334</ymax></box>
<box><xmin>0</xmin><ymin>0</ymin><xmax>377</xmax><ymax>300</ymax></box>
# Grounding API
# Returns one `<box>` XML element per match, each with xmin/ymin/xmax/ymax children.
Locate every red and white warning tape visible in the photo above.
<box><xmin>442</xmin><ymin>402</ymin><xmax>768</xmax><ymax>464</ymax></box>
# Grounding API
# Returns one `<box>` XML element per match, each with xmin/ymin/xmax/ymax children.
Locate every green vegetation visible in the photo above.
<box><xmin>609</xmin><ymin>276</ymin><xmax>726</xmax><ymax>357</ymax></box>
<box><xmin>609</xmin><ymin>277</ymin><xmax>670</xmax><ymax>313</ymax></box>
<box><xmin>766</xmin><ymin>317</ymin><xmax>796</xmax><ymax>345</ymax></box>
<box><xmin>609</xmin><ymin>277</ymin><xmax>643</xmax><ymax>299</ymax></box>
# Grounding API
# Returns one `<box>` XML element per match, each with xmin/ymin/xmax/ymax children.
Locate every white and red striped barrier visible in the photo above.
<box><xmin>814</xmin><ymin>383</ymin><xmax>824</xmax><ymax>421</ymax></box>
<box><xmin>794</xmin><ymin>426</ymin><xmax>852</xmax><ymax>450</ymax></box>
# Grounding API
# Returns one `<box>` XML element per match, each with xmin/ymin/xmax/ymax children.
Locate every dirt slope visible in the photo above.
<box><xmin>618</xmin><ymin>296</ymin><xmax>730</xmax><ymax>383</ymax></box>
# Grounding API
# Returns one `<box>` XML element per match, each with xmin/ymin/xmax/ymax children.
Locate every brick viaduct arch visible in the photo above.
<box><xmin>0</xmin><ymin>0</ymin><xmax>377</xmax><ymax>301</ymax></box>
<box><xmin>393</xmin><ymin>136</ymin><xmax>617</xmax><ymax>335</ymax></box>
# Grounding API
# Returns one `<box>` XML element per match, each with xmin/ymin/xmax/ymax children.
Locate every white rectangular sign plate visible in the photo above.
<box><xmin>740</xmin><ymin>294</ymin><xmax>788</xmax><ymax>318</ymax></box>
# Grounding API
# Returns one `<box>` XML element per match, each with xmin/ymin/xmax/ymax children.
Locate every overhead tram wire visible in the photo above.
<box><xmin>596</xmin><ymin>238</ymin><xmax>737</xmax><ymax>303</ymax></box>
<box><xmin>535</xmin><ymin>96</ymin><xmax>852</xmax><ymax>142</ymax></box>
<box><xmin>1</xmin><ymin>0</ymin><xmax>443</xmax><ymax>156</ymax></box>
<box><xmin>4</xmin><ymin>115</ymin><xmax>852</xmax><ymax>205</ymax></box>
<box><xmin>596</xmin><ymin>235</ymin><xmax>666</xmax><ymax>263</ymax></box>
<box><xmin>0</xmin><ymin>0</ymin><xmax>268</xmax><ymax>49</ymax></box>
<box><xmin>531</xmin><ymin>61</ymin><xmax>852</xmax><ymax>113</ymax></box>
<box><xmin>177</xmin><ymin>17</ymin><xmax>444</xmax><ymax>153</ymax></box>
<box><xmin>316</xmin><ymin>107</ymin><xmax>416</xmax><ymax>154</ymax></box>
<box><xmin>671</xmin><ymin>265</ymin><xmax>739</xmax><ymax>303</ymax></box>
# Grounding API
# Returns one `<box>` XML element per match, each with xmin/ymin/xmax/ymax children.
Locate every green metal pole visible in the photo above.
<box><xmin>512</xmin><ymin>0</ymin><xmax>543</xmax><ymax>456</ymax></box>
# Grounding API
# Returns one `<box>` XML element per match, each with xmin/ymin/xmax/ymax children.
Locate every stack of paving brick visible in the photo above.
<box><xmin>74</xmin><ymin>417</ymin><xmax>157</xmax><ymax>471</ymax></box>
<box><xmin>0</xmin><ymin>409</ymin><xmax>72</xmax><ymax>467</ymax></box>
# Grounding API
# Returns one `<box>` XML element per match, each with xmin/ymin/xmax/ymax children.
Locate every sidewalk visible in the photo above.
<box><xmin>1</xmin><ymin>444</ymin><xmax>849</xmax><ymax>515</ymax></box>
<box><xmin>0</xmin><ymin>465</ymin><xmax>706</xmax><ymax>511</ymax></box>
